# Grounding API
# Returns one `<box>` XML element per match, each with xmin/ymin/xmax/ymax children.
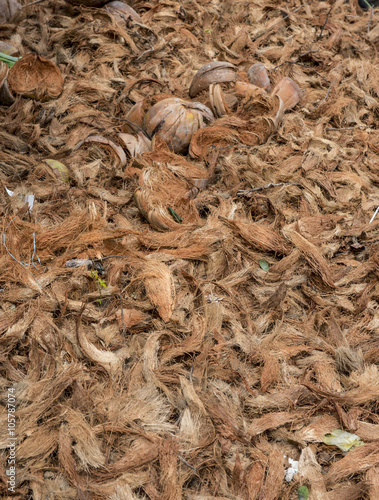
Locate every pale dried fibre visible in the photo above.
<box><xmin>138</xmin><ymin>258</ymin><xmax>176</xmax><ymax>322</ymax></box>
<box><xmin>200</xmin><ymin>393</ymin><xmax>248</xmax><ymax>444</ymax></box>
<box><xmin>366</xmin><ymin>466</ymin><xmax>379</xmax><ymax>499</ymax></box>
<box><xmin>258</xmin><ymin>448</ymin><xmax>285</xmax><ymax>500</ymax></box>
<box><xmin>248</xmin><ymin>412</ymin><xmax>298</xmax><ymax>438</ymax></box>
<box><xmin>76</xmin><ymin>316</ymin><xmax>129</xmax><ymax>378</ymax></box>
<box><xmin>260</xmin><ymin>353</ymin><xmax>281</xmax><ymax>393</ymax></box>
<box><xmin>341</xmin><ymin>365</ymin><xmax>379</xmax><ymax>405</ymax></box>
<box><xmin>64</xmin><ymin>408</ymin><xmax>105</xmax><ymax>470</ymax></box>
<box><xmin>246</xmin><ymin>461</ymin><xmax>265</xmax><ymax>499</ymax></box>
<box><xmin>325</xmin><ymin>483</ymin><xmax>366</xmax><ymax>500</ymax></box>
<box><xmin>355</xmin><ymin>421</ymin><xmax>379</xmax><ymax>442</ymax></box>
<box><xmin>282</xmin><ymin>226</ymin><xmax>335</xmax><ymax>287</ymax></box>
<box><xmin>159</xmin><ymin>435</ymin><xmax>182</xmax><ymax>500</ymax></box>
<box><xmin>58</xmin><ymin>423</ymin><xmax>91</xmax><ymax>500</ymax></box>
<box><xmin>224</xmin><ymin>219</ymin><xmax>290</xmax><ymax>255</ymax></box>
<box><xmin>299</xmin><ymin>447</ymin><xmax>327</xmax><ymax>500</ymax></box>
<box><xmin>326</xmin><ymin>442</ymin><xmax>379</xmax><ymax>486</ymax></box>
<box><xmin>92</xmin><ymin>438</ymin><xmax>159</xmax><ymax>480</ymax></box>
<box><xmin>296</xmin><ymin>415</ymin><xmax>340</xmax><ymax>443</ymax></box>
<box><xmin>16</xmin><ymin>424</ymin><xmax>59</xmax><ymax>462</ymax></box>
<box><xmin>245</xmin><ymin>386</ymin><xmax>309</xmax><ymax>413</ymax></box>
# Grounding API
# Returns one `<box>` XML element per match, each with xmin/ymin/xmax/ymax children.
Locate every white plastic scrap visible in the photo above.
<box><xmin>285</xmin><ymin>457</ymin><xmax>299</xmax><ymax>482</ymax></box>
<box><xmin>5</xmin><ymin>186</ymin><xmax>34</xmax><ymax>211</ymax></box>
<box><xmin>64</xmin><ymin>259</ymin><xmax>93</xmax><ymax>268</ymax></box>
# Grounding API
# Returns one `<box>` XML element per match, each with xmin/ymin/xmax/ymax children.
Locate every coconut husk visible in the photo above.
<box><xmin>135</xmin><ymin>161</ymin><xmax>201</xmax><ymax>231</ymax></box>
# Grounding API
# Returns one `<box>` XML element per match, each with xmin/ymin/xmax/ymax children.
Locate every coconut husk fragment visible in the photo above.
<box><xmin>139</xmin><ymin>258</ymin><xmax>176</xmax><ymax>322</ymax></box>
<box><xmin>135</xmin><ymin>161</ymin><xmax>201</xmax><ymax>231</ymax></box>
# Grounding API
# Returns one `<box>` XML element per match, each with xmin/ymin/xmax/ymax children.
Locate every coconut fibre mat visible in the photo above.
<box><xmin>1</xmin><ymin>0</ymin><xmax>379</xmax><ymax>498</ymax></box>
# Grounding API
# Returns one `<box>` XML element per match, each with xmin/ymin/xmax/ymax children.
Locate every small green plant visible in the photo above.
<box><xmin>90</xmin><ymin>270</ymin><xmax>107</xmax><ymax>305</ymax></box>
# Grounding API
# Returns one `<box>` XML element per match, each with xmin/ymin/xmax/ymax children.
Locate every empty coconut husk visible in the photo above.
<box><xmin>7</xmin><ymin>54</ymin><xmax>64</xmax><ymax>101</ymax></box>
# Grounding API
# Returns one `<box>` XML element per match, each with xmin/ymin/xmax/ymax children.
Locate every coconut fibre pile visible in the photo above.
<box><xmin>1</xmin><ymin>0</ymin><xmax>379</xmax><ymax>498</ymax></box>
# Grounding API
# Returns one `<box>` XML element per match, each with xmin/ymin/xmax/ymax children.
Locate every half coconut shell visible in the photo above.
<box><xmin>7</xmin><ymin>54</ymin><xmax>64</xmax><ymax>101</ymax></box>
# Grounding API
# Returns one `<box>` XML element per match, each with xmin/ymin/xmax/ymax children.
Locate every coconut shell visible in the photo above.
<box><xmin>8</xmin><ymin>54</ymin><xmax>64</xmax><ymax>101</ymax></box>
<box><xmin>272</xmin><ymin>77</ymin><xmax>302</xmax><ymax>111</ymax></box>
<box><xmin>0</xmin><ymin>0</ymin><xmax>21</xmax><ymax>23</ymax></box>
<box><xmin>105</xmin><ymin>1</ymin><xmax>142</xmax><ymax>23</ymax></box>
<box><xmin>121</xmin><ymin>99</ymin><xmax>146</xmax><ymax>133</ymax></box>
<box><xmin>247</xmin><ymin>63</ymin><xmax>271</xmax><ymax>92</ymax></box>
<box><xmin>144</xmin><ymin>97</ymin><xmax>213</xmax><ymax>154</ymax></box>
<box><xmin>189</xmin><ymin>61</ymin><xmax>237</xmax><ymax>98</ymax></box>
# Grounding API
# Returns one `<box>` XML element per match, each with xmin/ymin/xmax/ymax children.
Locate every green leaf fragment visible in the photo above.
<box><xmin>259</xmin><ymin>259</ymin><xmax>269</xmax><ymax>272</ymax></box>
<box><xmin>298</xmin><ymin>486</ymin><xmax>309</xmax><ymax>500</ymax></box>
<box><xmin>0</xmin><ymin>51</ymin><xmax>21</xmax><ymax>68</ymax></box>
<box><xmin>168</xmin><ymin>207</ymin><xmax>182</xmax><ymax>223</ymax></box>
<box><xmin>323</xmin><ymin>429</ymin><xmax>363</xmax><ymax>452</ymax></box>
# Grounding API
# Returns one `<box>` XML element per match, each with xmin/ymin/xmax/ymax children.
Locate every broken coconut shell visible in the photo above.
<box><xmin>235</xmin><ymin>80</ymin><xmax>266</xmax><ymax>98</ymax></box>
<box><xmin>247</xmin><ymin>62</ymin><xmax>271</xmax><ymax>92</ymax></box>
<box><xmin>272</xmin><ymin>77</ymin><xmax>302</xmax><ymax>111</ymax></box>
<box><xmin>0</xmin><ymin>0</ymin><xmax>21</xmax><ymax>24</ymax></box>
<box><xmin>144</xmin><ymin>97</ymin><xmax>214</xmax><ymax>154</ymax></box>
<box><xmin>105</xmin><ymin>1</ymin><xmax>142</xmax><ymax>24</ymax></box>
<box><xmin>189</xmin><ymin>61</ymin><xmax>237</xmax><ymax>98</ymax></box>
<box><xmin>209</xmin><ymin>83</ymin><xmax>229</xmax><ymax>118</ymax></box>
<box><xmin>122</xmin><ymin>100</ymin><xmax>146</xmax><ymax>134</ymax></box>
<box><xmin>118</xmin><ymin>132</ymin><xmax>151</xmax><ymax>157</ymax></box>
<box><xmin>7</xmin><ymin>54</ymin><xmax>64</xmax><ymax>101</ymax></box>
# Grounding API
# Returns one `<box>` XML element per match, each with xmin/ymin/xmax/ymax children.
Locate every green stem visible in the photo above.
<box><xmin>0</xmin><ymin>52</ymin><xmax>21</xmax><ymax>68</ymax></box>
